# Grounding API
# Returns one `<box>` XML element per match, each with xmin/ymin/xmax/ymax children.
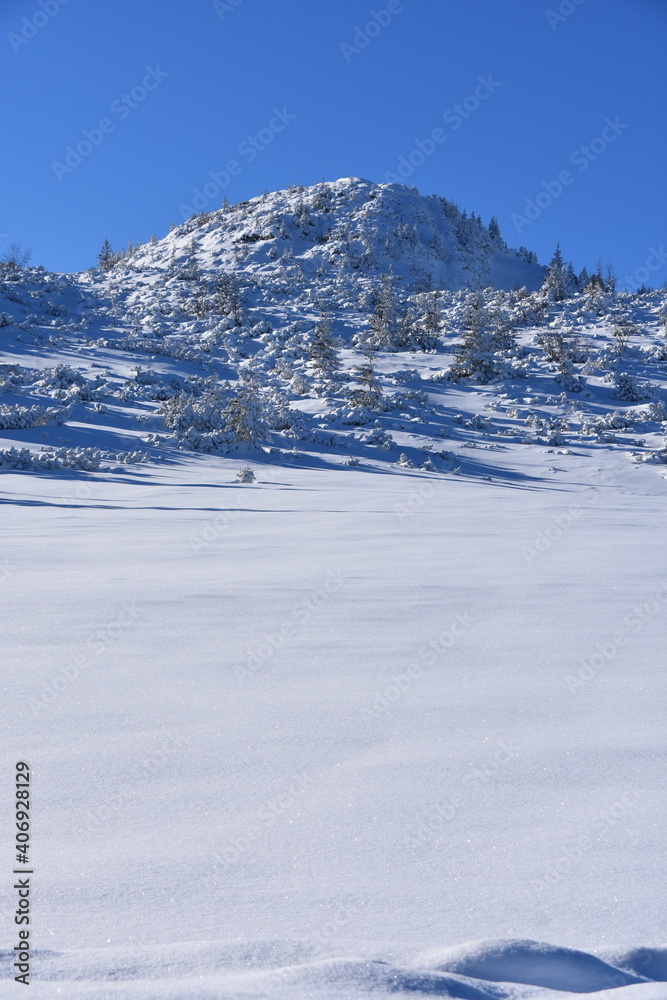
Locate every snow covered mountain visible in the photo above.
<box><xmin>0</xmin><ymin>176</ymin><xmax>664</xmax><ymax>474</ymax></box>
<box><xmin>2</xmin><ymin>179</ymin><xmax>667</xmax><ymax>999</ymax></box>
<box><xmin>125</xmin><ymin>176</ymin><xmax>544</xmax><ymax>294</ymax></box>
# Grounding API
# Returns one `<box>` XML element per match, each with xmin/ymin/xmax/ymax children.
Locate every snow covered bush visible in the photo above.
<box><xmin>644</xmin><ymin>399</ymin><xmax>666</xmax><ymax>422</ymax></box>
<box><xmin>308</xmin><ymin>312</ymin><xmax>341</xmax><ymax>375</ymax></box>
<box><xmin>267</xmin><ymin>390</ymin><xmax>309</xmax><ymax>439</ymax></box>
<box><xmin>363</xmin><ymin>421</ymin><xmax>395</xmax><ymax>450</ymax></box>
<box><xmin>0</xmin><ymin>403</ymin><xmax>71</xmax><ymax>429</ymax></box>
<box><xmin>0</xmin><ymin>446</ymin><xmax>102</xmax><ymax>471</ymax></box>
<box><xmin>35</xmin><ymin>365</ymin><xmax>105</xmax><ymax>402</ymax></box>
<box><xmin>581</xmin><ymin>351</ymin><xmax>614</xmax><ymax>375</ymax></box>
<box><xmin>337</xmin><ymin>404</ymin><xmax>378</xmax><ymax>426</ymax></box>
<box><xmin>213</xmin><ymin>272</ymin><xmax>245</xmax><ymax>325</ymax></box>
<box><xmin>611</xmin><ymin>372</ymin><xmax>657</xmax><ymax>402</ymax></box>
<box><xmin>97</xmin><ymin>336</ymin><xmax>204</xmax><ymax>365</ymax></box>
<box><xmin>390</xmin><ymin>388</ymin><xmax>429</xmax><ymax>411</ymax></box>
<box><xmin>133</xmin><ymin>366</ymin><xmax>160</xmax><ymax>385</ymax></box>
<box><xmin>347</xmin><ymin>360</ymin><xmax>384</xmax><ymax>410</ymax></box>
<box><xmin>353</xmin><ymin>274</ymin><xmax>414</xmax><ymax>352</ymax></box>
<box><xmin>636</xmin><ymin>435</ymin><xmax>667</xmax><ymax>464</ymax></box>
<box><xmin>553</xmin><ymin>361</ymin><xmax>585</xmax><ymax>393</ymax></box>
<box><xmin>236</xmin><ymin>465</ymin><xmax>256</xmax><ymax>483</ymax></box>
<box><xmin>411</xmin><ymin>290</ymin><xmax>443</xmax><ymax>351</ymax></box>
<box><xmin>160</xmin><ymin>372</ymin><xmax>271</xmax><ymax>451</ymax></box>
<box><xmin>221</xmin><ymin>373</ymin><xmax>271</xmax><ymax>446</ymax></box>
<box><xmin>448</xmin><ymin>292</ymin><xmax>523</xmax><ymax>384</ymax></box>
<box><xmin>289</xmin><ymin>374</ymin><xmax>310</xmax><ymax>396</ymax></box>
<box><xmin>107</xmin><ymin>450</ymin><xmax>150</xmax><ymax>465</ymax></box>
<box><xmin>537</xmin><ymin>324</ymin><xmax>587</xmax><ymax>367</ymax></box>
<box><xmin>0</xmin><ymin>446</ymin><xmax>34</xmax><ymax>468</ymax></box>
<box><xmin>0</xmin><ymin>365</ymin><xmax>23</xmax><ymax>395</ymax></box>
<box><xmin>160</xmin><ymin>385</ymin><xmax>231</xmax><ymax>452</ymax></box>
<box><xmin>611</xmin><ymin>318</ymin><xmax>638</xmax><ymax>355</ymax></box>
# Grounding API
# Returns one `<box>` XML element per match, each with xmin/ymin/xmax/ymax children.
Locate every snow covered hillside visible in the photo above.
<box><xmin>0</xmin><ymin>177</ymin><xmax>664</xmax><ymax>477</ymax></box>
<box><xmin>2</xmin><ymin>179</ymin><xmax>666</xmax><ymax>998</ymax></box>
<box><xmin>135</xmin><ymin>176</ymin><xmax>546</xmax><ymax>294</ymax></box>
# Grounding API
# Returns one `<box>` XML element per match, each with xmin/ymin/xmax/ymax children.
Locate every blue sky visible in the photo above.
<box><xmin>1</xmin><ymin>0</ymin><xmax>665</xmax><ymax>287</ymax></box>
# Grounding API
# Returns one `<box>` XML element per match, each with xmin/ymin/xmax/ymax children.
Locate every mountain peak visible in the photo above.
<box><xmin>125</xmin><ymin>178</ymin><xmax>544</xmax><ymax>297</ymax></box>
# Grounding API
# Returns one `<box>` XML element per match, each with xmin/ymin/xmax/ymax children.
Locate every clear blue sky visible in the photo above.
<box><xmin>1</xmin><ymin>0</ymin><xmax>665</xmax><ymax>287</ymax></box>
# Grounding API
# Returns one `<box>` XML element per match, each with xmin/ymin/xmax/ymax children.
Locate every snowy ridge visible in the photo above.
<box><xmin>129</xmin><ymin>176</ymin><xmax>545</xmax><ymax>294</ymax></box>
<box><xmin>2</xmin><ymin>939</ymin><xmax>666</xmax><ymax>998</ymax></box>
<box><xmin>0</xmin><ymin>195</ymin><xmax>665</xmax><ymax>480</ymax></box>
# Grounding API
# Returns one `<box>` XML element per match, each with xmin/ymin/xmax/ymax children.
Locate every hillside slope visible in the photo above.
<box><xmin>2</xmin><ymin>181</ymin><xmax>666</xmax><ymax>999</ymax></box>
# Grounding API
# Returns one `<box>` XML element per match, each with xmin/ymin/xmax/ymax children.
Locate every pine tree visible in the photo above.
<box><xmin>449</xmin><ymin>292</ymin><xmax>507</xmax><ymax>383</ymax></box>
<box><xmin>214</xmin><ymin>273</ymin><xmax>244</xmax><ymax>325</ymax></box>
<box><xmin>177</xmin><ymin>238</ymin><xmax>200</xmax><ymax>281</ymax></box>
<box><xmin>222</xmin><ymin>370</ymin><xmax>269</xmax><ymax>446</ymax></box>
<box><xmin>542</xmin><ymin>243</ymin><xmax>569</xmax><ymax>301</ymax></box>
<box><xmin>415</xmin><ymin>291</ymin><xmax>442</xmax><ymax>351</ymax></box>
<box><xmin>397</xmin><ymin>307</ymin><xmax>419</xmax><ymax>349</ymax></box>
<box><xmin>308</xmin><ymin>311</ymin><xmax>340</xmax><ymax>375</ymax></box>
<box><xmin>366</xmin><ymin>272</ymin><xmax>400</xmax><ymax>349</ymax></box>
<box><xmin>566</xmin><ymin>261</ymin><xmax>579</xmax><ymax>295</ymax></box>
<box><xmin>349</xmin><ymin>356</ymin><xmax>382</xmax><ymax>409</ymax></box>
<box><xmin>488</xmin><ymin>216</ymin><xmax>502</xmax><ymax>242</ymax></box>
<box><xmin>517</xmin><ymin>246</ymin><xmax>538</xmax><ymax>265</ymax></box>
<box><xmin>585</xmin><ymin>270</ymin><xmax>605</xmax><ymax>292</ymax></box>
<box><xmin>98</xmin><ymin>239</ymin><xmax>114</xmax><ymax>271</ymax></box>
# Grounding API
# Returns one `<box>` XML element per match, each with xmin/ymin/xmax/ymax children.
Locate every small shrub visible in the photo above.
<box><xmin>236</xmin><ymin>465</ymin><xmax>256</xmax><ymax>483</ymax></box>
